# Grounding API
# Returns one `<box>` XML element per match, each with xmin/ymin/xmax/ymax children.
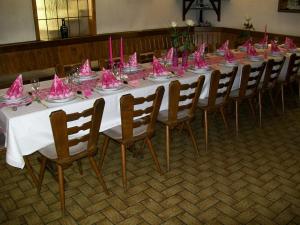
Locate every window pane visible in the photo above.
<box><xmin>78</xmin><ymin>0</ymin><xmax>88</xmax><ymax>16</ymax></box>
<box><xmin>68</xmin><ymin>0</ymin><xmax>78</xmax><ymax>17</ymax></box>
<box><xmin>57</xmin><ymin>0</ymin><xmax>68</xmax><ymax>19</ymax></box>
<box><xmin>69</xmin><ymin>18</ymin><xmax>79</xmax><ymax>37</ymax></box>
<box><xmin>79</xmin><ymin>17</ymin><xmax>89</xmax><ymax>35</ymax></box>
<box><xmin>36</xmin><ymin>0</ymin><xmax>46</xmax><ymax>19</ymax></box>
<box><xmin>39</xmin><ymin>20</ymin><xmax>48</xmax><ymax>40</ymax></box>
<box><xmin>45</xmin><ymin>0</ymin><xmax>58</xmax><ymax>19</ymax></box>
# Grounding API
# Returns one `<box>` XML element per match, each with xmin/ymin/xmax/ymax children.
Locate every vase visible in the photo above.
<box><xmin>172</xmin><ymin>48</ymin><xmax>178</xmax><ymax>68</ymax></box>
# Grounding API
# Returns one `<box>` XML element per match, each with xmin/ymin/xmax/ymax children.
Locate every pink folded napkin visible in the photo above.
<box><xmin>125</xmin><ymin>52</ymin><xmax>138</xmax><ymax>68</ymax></box>
<box><xmin>224</xmin><ymin>49</ymin><xmax>236</xmax><ymax>63</ymax></box>
<box><xmin>242</xmin><ymin>38</ymin><xmax>252</xmax><ymax>47</ymax></box>
<box><xmin>271</xmin><ymin>41</ymin><xmax>280</xmax><ymax>52</ymax></box>
<box><xmin>247</xmin><ymin>44</ymin><xmax>258</xmax><ymax>56</ymax></box>
<box><xmin>218</xmin><ymin>40</ymin><xmax>229</xmax><ymax>51</ymax></box>
<box><xmin>101</xmin><ymin>69</ymin><xmax>121</xmax><ymax>88</ymax></box>
<box><xmin>194</xmin><ymin>51</ymin><xmax>208</xmax><ymax>69</ymax></box>
<box><xmin>48</xmin><ymin>74</ymin><xmax>73</xmax><ymax>99</ymax></box>
<box><xmin>5</xmin><ymin>74</ymin><xmax>23</xmax><ymax>99</ymax></box>
<box><xmin>285</xmin><ymin>37</ymin><xmax>296</xmax><ymax>50</ymax></box>
<box><xmin>79</xmin><ymin>59</ymin><xmax>93</xmax><ymax>76</ymax></box>
<box><xmin>197</xmin><ymin>43</ymin><xmax>206</xmax><ymax>56</ymax></box>
<box><xmin>259</xmin><ymin>34</ymin><xmax>268</xmax><ymax>46</ymax></box>
<box><xmin>152</xmin><ymin>57</ymin><xmax>169</xmax><ymax>76</ymax></box>
<box><xmin>165</xmin><ymin>47</ymin><xmax>174</xmax><ymax>62</ymax></box>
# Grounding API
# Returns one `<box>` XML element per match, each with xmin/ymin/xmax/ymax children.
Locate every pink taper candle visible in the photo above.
<box><xmin>109</xmin><ymin>36</ymin><xmax>113</xmax><ymax>65</ymax></box>
<box><xmin>120</xmin><ymin>37</ymin><xmax>124</xmax><ymax>66</ymax></box>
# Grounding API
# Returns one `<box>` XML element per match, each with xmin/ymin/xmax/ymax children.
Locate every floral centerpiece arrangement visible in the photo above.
<box><xmin>237</xmin><ymin>16</ymin><xmax>255</xmax><ymax>46</ymax></box>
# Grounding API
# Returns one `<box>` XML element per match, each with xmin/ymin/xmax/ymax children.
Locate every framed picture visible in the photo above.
<box><xmin>278</xmin><ymin>0</ymin><xmax>300</xmax><ymax>13</ymax></box>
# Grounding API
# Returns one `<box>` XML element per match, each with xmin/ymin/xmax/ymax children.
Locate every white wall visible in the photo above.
<box><xmin>205</xmin><ymin>0</ymin><xmax>300</xmax><ymax>36</ymax></box>
<box><xmin>0</xmin><ymin>0</ymin><xmax>36</xmax><ymax>44</ymax></box>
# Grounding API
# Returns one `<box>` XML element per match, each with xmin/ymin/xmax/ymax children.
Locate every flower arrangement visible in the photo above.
<box><xmin>237</xmin><ymin>16</ymin><xmax>255</xmax><ymax>46</ymax></box>
<box><xmin>170</xmin><ymin>19</ymin><xmax>195</xmax><ymax>52</ymax></box>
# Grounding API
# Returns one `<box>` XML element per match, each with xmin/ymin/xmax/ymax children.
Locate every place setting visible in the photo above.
<box><xmin>94</xmin><ymin>68</ymin><xmax>125</xmax><ymax>94</ymax></box>
<box><xmin>219</xmin><ymin>48</ymin><xmax>239</xmax><ymax>67</ymax></box>
<box><xmin>187</xmin><ymin>48</ymin><xmax>212</xmax><ymax>74</ymax></box>
<box><xmin>147</xmin><ymin>57</ymin><xmax>175</xmax><ymax>82</ymax></box>
<box><xmin>73</xmin><ymin>59</ymin><xmax>99</xmax><ymax>83</ymax></box>
<box><xmin>122</xmin><ymin>52</ymin><xmax>144</xmax><ymax>74</ymax></box>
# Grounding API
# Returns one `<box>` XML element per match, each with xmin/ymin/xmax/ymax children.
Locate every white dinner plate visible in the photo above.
<box><xmin>0</xmin><ymin>95</ymin><xmax>29</xmax><ymax>103</ymax></box>
<box><xmin>122</xmin><ymin>65</ymin><xmax>144</xmax><ymax>74</ymax></box>
<box><xmin>74</xmin><ymin>71</ymin><xmax>98</xmax><ymax>81</ymax></box>
<box><xmin>248</xmin><ymin>56</ymin><xmax>263</xmax><ymax>62</ymax></box>
<box><xmin>187</xmin><ymin>67</ymin><xmax>211</xmax><ymax>74</ymax></box>
<box><xmin>95</xmin><ymin>84</ymin><xmax>124</xmax><ymax>93</ymax></box>
<box><xmin>45</xmin><ymin>94</ymin><xmax>77</xmax><ymax>103</ymax></box>
<box><xmin>219</xmin><ymin>61</ymin><xmax>239</xmax><ymax>67</ymax></box>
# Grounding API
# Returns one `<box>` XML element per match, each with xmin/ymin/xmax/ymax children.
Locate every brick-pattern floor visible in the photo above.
<box><xmin>0</xmin><ymin>99</ymin><xmax>300</xmax><ymax>225</ymax></box>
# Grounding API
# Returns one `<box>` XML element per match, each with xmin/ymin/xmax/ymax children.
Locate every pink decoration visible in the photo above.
<box><xmin>5</xmin><ymin>74</ymin><xmax>23</xmax><ymax>99</ymax></box>
<box><xmin>271</xmin><ymin>40</ymin><xmax>280</xmax><ymax>52</ymax></box>
<box><xmin>125</xmin><ymin>52</ymin><xmax>138</xmax><ymax>68</ymax></box>
<box><xmin>218</xmin><ymin>40</ymin><xmax>229</xmax><ymax>51</ymax></box>
<box><xmin>259</xmin><ymin>25</ymin><xmax>268</xmax><ymax>46</ymax></box>
<box><xmin>224</xmin><ymin>49</ymin><xmax>236</xmax><ymax>63</ymax></box>
<box><xmin>194</xmin><ymin>51</ymin><xmax>208</xmax><ymax>69</ymax></box>
<box><xmin>79</xmin><ymin>59</ymin><xmax>93</xmax><ymax>76</ymax></box>
<box><xmin>109</xmin><ymin>36</ymin><xmax>113</xmax><ymax>66</ymax></box>
<box><xmin>83</xmin><ymin>89</ymin><xmax>92</xmax><ymax>98</ymax></box>
<box><xmin>242</xmin><ymin>38</ymin><xmax>252</xmax><ymax>47</ymax></box>
<box><xmin>101</xmin><ymin>68</ymin><xmax>121</xmax><ymax>88</ymax></box>
<box><xmin>165</xmin><ymin>47</ymin><xmax>174</xmax><ymax>62</ymax></box>
<box><xmin>48</xmin><ymin>74</ymin><xmax>73</xmax><ymax>99</ymax></box>
<box><xmin>152</xmin><ymin>57</ymin><xmax>169</xmax><ymax>76</ymax></box>
<box><xmin>285</xmin><ymin>37</ymin><xmax>296</xmax><ymax>50</ymax></box>
<box><xmin>197</xmin><ymin>43</ymin><xmax>206</xmax><ymax>56</ymax></box>
<box><xmin>120</xmin><ymin>37</ymin><xmax>124</xmax><ymax>66</ymax></box>
<box><xmin>247</xmin><ymin>44</ymin><xmax>258</xmax><ymax>56</ymax></box>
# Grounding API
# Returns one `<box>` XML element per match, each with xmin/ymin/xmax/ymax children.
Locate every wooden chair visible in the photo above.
<box><xmin>99</xmin><ymin>86</ymin><xmax>165</xmax><ymax>191</ymax></box>
<box><xmin>37</xmin><ymin>99</ymin><xmax>109</xmax><ymax>214</ymax></box>
<box><xmin>198</xmin><ymin>67</ymin><xmax>238</xmax><ymax>151</ymax></box>
<box><xmin>157</xmin><ymin>77</ymin><xmax>205</xmax><ymax>171</ymax></box>
<box><xmin>278</xmin><ymin>53</ymin><xmax>300</xmax><ymax>112</ymax></box>
<box><xmin>258</xmin><ymin>57</ymin><xmax>285</xmax><ymax>126</ymax></box>
<box><xmin>230</xmin><ymin>63</ymin><xmax>266</xmax><ymax>134</ymax></box>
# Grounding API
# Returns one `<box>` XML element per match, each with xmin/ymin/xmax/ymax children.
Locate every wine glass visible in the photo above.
<box><xmin>31</xmin><ymin>78</ymin><xmax>40</xmax><ymax>101</ymax></box>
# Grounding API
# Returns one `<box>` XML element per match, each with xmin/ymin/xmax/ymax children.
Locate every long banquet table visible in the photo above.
<box><xmin>0</xmin><ymin>49</ymin><xmax>297</xmax><ymax>169</ymax></box>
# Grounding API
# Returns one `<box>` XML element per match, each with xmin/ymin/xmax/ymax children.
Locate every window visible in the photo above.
<box><xmin>32</xmin><ymin>0</ymin><xmax>96</xmax><ymax>41</ymax></box>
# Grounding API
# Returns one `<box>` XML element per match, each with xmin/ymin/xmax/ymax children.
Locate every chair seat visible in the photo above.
<box><xmin>39</xmin><ymin>142</ymin><xmax>87</xmax><ymax>160</ymax></box>
<box><xmin>103</xmin><ymin>124</ymin><xmax>148</xmax><ymax>141</ymax></box>
<box><xmin>157</xmin><ymin>109</ymin><xmax>190</xmax><ymax>124</ymax></box>
<box><xmin>230</xmin><ymin>89</ymin><xmax>254</xmax><ymax>98</ymax></box>
<box><xmin>198</xmin><ymin>97</ymin><xmax>225</xmax><ymax>107</ymax></box>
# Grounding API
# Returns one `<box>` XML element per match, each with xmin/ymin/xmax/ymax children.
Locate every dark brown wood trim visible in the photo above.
<box><xmin>31</xmin><ymin>0</ymin><xmax>40</xmax><ymax>41</ymax></box>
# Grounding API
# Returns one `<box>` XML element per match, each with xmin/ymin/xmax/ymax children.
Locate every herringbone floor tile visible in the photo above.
<box><xmin>0</xmin><ymin>95</ymin><xmax>300</xmax><ymax>225</ymax></box>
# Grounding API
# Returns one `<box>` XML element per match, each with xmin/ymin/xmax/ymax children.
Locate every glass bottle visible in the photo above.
<box><xmin>60</xmin><ymin>18</ymin><xmax>69</xmax><ymax>39</ymax></box>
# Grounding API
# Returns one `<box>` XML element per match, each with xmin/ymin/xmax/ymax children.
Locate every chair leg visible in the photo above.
<box><xmin>98</xmin><ymin>136</ymin><xmax>110</xmax><ymax>169</ymax></box>
<box><xmin>57</xmin><ymin>164</ymin><xmax>65</xmax><ymax>215</ymax></box>
<box><xmin>220</xmin><ymin>107</ymin><xmax>228</xmax><ymax>129</ymax></box>
<box><xmin>88</xmin><ymin>157</ymin><xmax>109</xmax><ymax>195</ymax></box>
<box><xmin>281</xmin><ymin>84</ymin><xmax>285</xmax><ymax>113</ymax></box>
<box><xmin>37</xmin><ymin>156</ymin><xmax>47</xmax><ymax>193</ymax></box>
<box><xmin>268</xmin><ymin>90</ymin><xmax>277</xmax><ymax>115</ymax></box>
<box><xmin>248</xmin><ymin>98</ymin><xmax>256</xmax><ymax>120</ymax></box>
<box><xmin>165</xmin><ymin>125</ymin><xmax>170</xmax><ymax>172</ymax></box>
<box><xmin>235</xmin><ymin>100</ymin><xmax>239</xmax><ymax>135</ymax></box>
<box><xmin>77</xmin><ymin>160</ymin><xmax>83</xmax><ymax>175</ymax></box>
<box><xmin>146</xmin><ymin>137</ymin><xmax>162</xmax><ymax>175</ymax></box>
<box><xmin>298</xmin><ymin>80</ymin><xmax>300</xmax><ymax>101</ymax></box>
<box><xmin>185</xmin><ymin>122</ymin><xmax>200</xmax><ymax>157</ymax></box>
<box><xmin>258</xmin><ymin>92</ymin><xmax>262</xmax><ymax>128</ymax></box>
<box><xmin>204</xmin><ymin>110</ymin><xmax>208</xmax><ymax>152</ymax></box>
<box><xmin>24</xmin><ymin>156</ymin><xmax>39</xmax><ymax>187</ymax></box>
<box><xmin>120</xmin><ymin>144</ymin><xmax>127</xmax><ymax>192</ymax></box>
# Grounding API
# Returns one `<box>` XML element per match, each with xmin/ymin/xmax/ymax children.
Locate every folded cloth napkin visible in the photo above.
<box><xmin>242</xmin><ymin>38</ymin><xmax>252</xmax><ymax>47</ymax></box>
<box><xmin>284</xmin><ymin>37</ymin><xmax>296</xmax><ymax>50</ymax></box>
<box><xmin>271</xmin><ymin>40</ymin><xmax>280</xmax><ymax>52</ymax></box>
<box><xmin>165</xmin><ymin>47</ymin><xmax>174</xmax><ymax>62</ymax></box>
<box><xmin>5</xmin><ymin>74</ymin><xmax>23</xmax><ymax>99</ymax></box>
<box><xmin>259</xmin><ymin>34</ymin><xmax>268</xmax><ymax>46</ymax></box>
<box><xmin>197</xmin><ymin>43</ymin><xmax>206</xmax><ymax>56</ymax></box>
<box><xmin>224</xmin><ymin>49</ymin><xmax>236</xmax><ymax>63</ymax></box>
<box><xmin>152</xmin><ymin>57</ymin><xmax>169</xmax><ymax>76</ymax></box>
<box><xmin>48</xmin><ymin>74</ymin><xmax>73</xmax><ymax>99</ymax></box>
<box><xmin>218</xmin><ymin>40</ymin><xmax>229</xmax><ymax>51</ymax></box>
<box><xmin>101</xmin><ymin>69</ymin><xmax>121</xmax><ymax>88</ymax></box>
<box><xmin>79</xmin><ymin>59</ymin><xmax>93</xmax><ymax>76</ymax></box>
<box><xmin>124</xmin><ymin>52</ymin><xmax>138</xmax><ymax>68</ymax></box>
<box><xmin>194</xmin><ymin>51</ymin><xmax>208</xmax><ymax>69</ymax></box>
<box><xmin>247</xmin><ymin>44</ymin><xmax>258</xmax><ymax>56</ymax></box>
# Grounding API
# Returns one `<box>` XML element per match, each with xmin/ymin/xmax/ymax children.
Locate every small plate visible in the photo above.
<box><xmin>95</xmin><ymin>84</ymin><xmax>124</xmax><ymax>93</ymax></box>
<box><xmin>46</xmin><ymin>94</ymin><xmax>77</xmax><ymax>103</ymax></box>
<box><xmin>74</xmin><ymin>71</ymin><xmax>98</xmax><ymax>81</ymax></box>
<box><xmin>147</xmin><ymin>72</ymin><xmax>172</xmax><ymax>81</ymax></box>
<box><xmin>122</xmin><ymin>65</ymin><xmax>144</xmax><ymax>74</ymax></box>
<box><xmin>248</xmin><ymin>56</ymin><xmax>263</xmax><ymax>62</ymax></box>
<box><xmin>220</xmin><ymin>61</ymin><xmax>238</xmax><ymax>67</ymax></box>
<box><xmin>0</xmin><ymin>95</ymin><xmax>28</xmax><ymax>103</ymax></box>
<box><xmin>187</xmin><ymin>67</ymin><xmax>211</xmax><ymax>74</ymax></box>
<box><xmin>269</xmin><ymin>52</ymin><xmax>282</xmax><ymax>57</ymax></box>
<box><xmin>238</xmin><ymin>46</ymin><xmax>247</xmax><ymax>52</ymax></box>
<box><xmin>216</xmin><ymin>50</ymin><xmax>225</xmax><ymax>56</ymax></box>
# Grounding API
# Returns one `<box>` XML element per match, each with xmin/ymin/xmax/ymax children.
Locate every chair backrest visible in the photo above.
<box><xmin>239</xmin><ymin>63</ymin><xmax>266</xmax><ymax>98</ymax></box>
<box><xmin>50</xmin><ymin>98</ymin><xmax>105</xmax><ymax>162</ymax></box>
<box><xmin>262</xmin><ymin>57</ymin><xmax>286</xmax><ymax>89</ymax></box>
<box><xmin>285</xmin><ymin>53</ymin><xmax>300</xmax><ymax>83</ymax></box>
<box><xmin>120</xmin><ymin>86</ymin><xmax>165</xmax><ymax>143</ymax></box>
<box><xmin>207</xmin><ymin>67</ymin><xmax>238</xmax><ymax>107</ymax></box>
<box><xmin>167</xmin><ymin>76</ymin><xmax>205</xmax><ymax>124</ymax></box>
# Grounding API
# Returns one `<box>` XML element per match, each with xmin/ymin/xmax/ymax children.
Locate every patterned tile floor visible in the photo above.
<box><xmin>0</xmin><ymin>97</ymin><xmax>300</xmax><ymax>225</ymax></box>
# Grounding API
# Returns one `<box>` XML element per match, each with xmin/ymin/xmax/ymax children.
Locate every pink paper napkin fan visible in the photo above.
<box><xmin>242</xmin><ymin>38</ymin><xmax>253</xmax><ymax>47</ymax></box>
<box><xmin>247</xmin><ymin>44</ymin><xmax>258</xmax><ymax>56</ymax></box>
<box><xmin>284</xmin><ymin>37</ymin><xmax>296</xmax><ymax>50</ymax></box>
<box><xmin>48</xmin><ymin>74</ymin><xmax>73</xmax><ymax>99</ymax></box>
<box><xmin>165</xmin><ymin>47</ymin><xmax>174</xmax><ymax>62</ymax></box>
<box><xmin>271</xmin><ymin>40</ymin><xmax>280</xmax><ymax>52</ymax></box>
<box><xmin>152</xmin><ymin>57</ymin><xmax>169</xmax><ymax>76</ymax></box>
<box><xmin>5</xmin><ymin>74</ymin><xmax>24</xmax><ymax>99</ymax></box>
<box><xmin>101</xmin><ymin>69</ymin><xmax>121</xmax><ymax>88</ymax></box>
<box><xmin>224</xmin><ymin>49</ymin><xmax>236</xmax><ymax>63</ymax></box>
<box><xmin>125</xmin><ymin>52</ymin><xmax>138</xmax><ymax>68</ymax></box>
<box><xmin>218</xmin><ymin>40</ymin><xmax>229</xmax><ymax>51</ymax></box>
<box><xmin>194</xmin><ymin>51</ymin><xmax>208</xmax><ymax>69</ymax></box>
<box><xmin>79</xmin><ymin>59</ymin><xmax>93</xmax><ymax>76</ymax></box>
<box><xmin>197</xmin><ymin>43</ymin><xmax>206</xmax><ymax>56</ymax></box>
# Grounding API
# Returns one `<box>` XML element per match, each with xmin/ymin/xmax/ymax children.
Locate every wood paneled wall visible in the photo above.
<box><xmin>0</xmin><ymin>26</ymin><xmax>299</xmax><ymax>77</ymax></box>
